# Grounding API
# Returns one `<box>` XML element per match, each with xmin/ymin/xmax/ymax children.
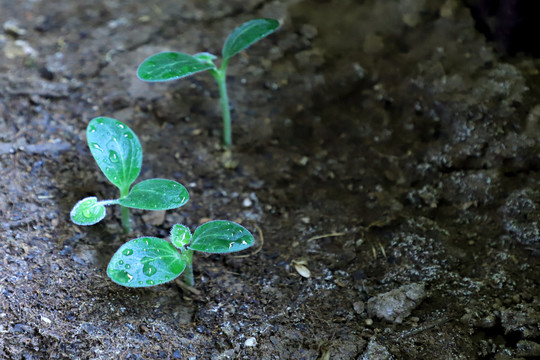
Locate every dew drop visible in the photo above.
<box><xmin>125</xmin><ymin>264</ymin><xmax>131</xmax><ymax>270</ymax></box>
<box><xmin>111</xmin><ymin>269</ymin><xmax>133</xmax><ymax>284</ymax></box>
<box><xmin>143</xmin><ymin>263</ymin><xmax>157</xmax><ymax>277</ymax></box>
<box><xmin>109</xmin><ymin>150</ymin><xmax>119</xmax><ymax>163</ymax></box>
<box><xmin>118</xmin><ymin>260</ymin><xmax>124</xmax><ymax>265</ymax></box>
<box><xmin>83</xmin><ymin>209</ymin><xmax>93</xmax><ymax>218</ymax></box>
<box><xmin>122</xmin><ymin>248</ymin><xmax>133</xmax><ymax>256</ymax></box>
<box><xmin>117</xmin><ymin>123</ymin><xmax>125</xmax><ymax>129</ymax></box>
<box><xmin>88</xmin><ymin>125</ymin><xmax>96</xmax><ymax>133</ymax></box>
<box><xmin>96</xmin><ymin>118</ymin><xmax>104</xmax><ymax>125</ymax></box>
<box><xmin>90</xmin><ymin>143</ymin><xmax>103</xmax><ymax>152</ymax></box>
<box><xmin>123</xmin><ymin>132</ymin><xmax>134</xmax><ymax>139</ymax></box>
<box><xmin>146</xmin><ymin>280</ymin><xmax>155</xmax><ymax>285</ymax></box>
<box><xmin>138</xmin><ymin>281</ymin><xmax>143</xmax><ymax>285</ymax></box>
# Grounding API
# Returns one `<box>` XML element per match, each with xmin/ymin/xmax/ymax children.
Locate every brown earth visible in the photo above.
<box><xmin>1</xmin><ymin>0</ymin><xmax>539</xmax><ymax>359</ymax></box>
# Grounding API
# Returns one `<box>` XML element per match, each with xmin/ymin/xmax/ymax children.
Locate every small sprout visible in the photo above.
<box><xmin>70</xmin><ymin>117</ymin><xmax>189</xmax><ymax>232</ymax></box>
<box><xmin>137</xmin><ymin>18</ymin><xmax>280</xmax><ymax>148</ymax></box>
<box><xmin>107</xmin><ymin>220</ymin><xmax>254</xmax><ymax>287</ymax></box>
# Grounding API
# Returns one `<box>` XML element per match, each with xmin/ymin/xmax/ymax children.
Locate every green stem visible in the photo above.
<box><xmin>182</xmin><ymin>249</ymin><xmax>195</xmax><ymax>286</ymax></box>
<box><xmin>212</xmin><ymin>64</ymin><xmax>231</xmax><ymax>148</ymax></box>
<box><xmin>119</xmin><ymin>186</ymin><xmax>131</xmax><ymax>233</ymax></box>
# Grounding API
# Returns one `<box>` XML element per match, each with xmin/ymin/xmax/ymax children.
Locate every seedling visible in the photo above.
<box><xmin>70</xmin><ymin>117</ymin><xmax>189</xmax><ymax>232</ymax></box>
<box><xmin>137</xmin><ymin>18</ymin><xmax>280</xmax><ymax>148</ymax></box>
<box><xmin>107</xmin><ymin>220</ymin><xmax>254</xmax><ymax>287</ymax></box>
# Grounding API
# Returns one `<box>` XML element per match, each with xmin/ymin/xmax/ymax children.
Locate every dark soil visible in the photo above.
<box><xmin>1</xmin><ymin>0</ymin><xmax>539</xmax><ymax>359</ymax></box>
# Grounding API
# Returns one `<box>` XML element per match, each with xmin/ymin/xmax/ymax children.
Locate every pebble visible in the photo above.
<box><xmin>242</xmin><ymin>198</ymin><xmax>252</xmax><ymax>207</ymax></box>
<box><xmin>367</xmin><ymin>283</ymin><xmax>426</xmax><ymax>323</ymax></box>
<box><xmin>3</xmin><ymin>19</ymin><xmax>26</xmax><ymax>36</ymax></box>
<box><xmin>244</xmin><ymin>337</ymin><xmax>257</xmax><ymax>347</ymax></box>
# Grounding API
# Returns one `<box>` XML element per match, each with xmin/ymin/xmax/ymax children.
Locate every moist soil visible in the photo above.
<box><xmin>1</xmin><ymin>0</ymin><xmax>539</xmax><ymax>359</ymax></box>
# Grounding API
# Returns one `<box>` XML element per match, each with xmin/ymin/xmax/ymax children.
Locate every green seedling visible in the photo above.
<box><xmin>137</xmin><ymin>18</ymin><xmax>280</xmax><ymax>148</ymax></box>
<box><xmin>70</xmin><ymin>117</ymin><xmax>189</xmax><ymax>232</ymax></box>
<box><xmin>107</xmin><ymin>220</ymin><xmax>254</xmax><ymax>287</ymax></box>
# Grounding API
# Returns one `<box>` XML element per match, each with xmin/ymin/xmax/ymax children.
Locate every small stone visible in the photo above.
<box><xmin>242</xmin><ymin>198</ymin><xmax>252</xmax><ymax>207</ymax></box>
<box><xmin>244</xmin><ymin>337</ymin><xmax>257</xmax><ymax>347</ymax></box>
<box><xmin>367</xmin><ymin>283</ymin><xmax>426</xmax><ymax>323</ymax></box>
<box><xmin>353</xmin><ymin>301</ymin><xmax>365</xmax><ymax>314</ymax></box>
<box><xmin>3</xmin><ymin>19</ymin><xmax>26</xmax><ymax>36</ymax></box>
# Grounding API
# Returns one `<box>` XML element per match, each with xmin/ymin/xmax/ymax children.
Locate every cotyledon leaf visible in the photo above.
<box><xmin>70</xmin><ymin>197</ymin><xmax>107</xmax><ymax>226</ymax></box>
<box><xmin>117</xmin><ymin>179</ymin><xmax>189</xmax><ymax>210</ymax></box>
<box><xmin>87</xmin><ymin>117</ymin><xmax>142</xmax><ymax>191</ymax></box>
<box><xmin>222</xmin><ymin>18</ymin><xmax>280</xmax><ymax>62</ymax></box>
<box><xmin>107</xmin><ymin>237</ymin><xmax>187</xmax><ymax>287</ymax></box>
<box><xmin>189</xmin><ymin>220</ymin><xmax>254</xmax><ymax>254</ymax></box>
<box><xmin>137</xmin><ymin>52</ymin><xmax>216</xmax><ymax>82</ymax></box>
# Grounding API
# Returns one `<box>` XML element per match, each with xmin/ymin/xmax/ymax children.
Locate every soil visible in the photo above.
<box><xmin>1</xmin><ymin>0</ymin><xmax>539</xmax><ymax>359</ymax></box>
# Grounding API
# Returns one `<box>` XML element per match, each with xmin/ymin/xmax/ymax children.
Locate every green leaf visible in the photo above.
<box><xmin>70</xmin><ymin>197</ymin><xmax>107</xmax><ymax>226</ymax></box>
<box><xmin>189</xmin><ymin>220</ymin><xmax>254</xmax><ymax>253</ymax></box>
<box><xmin>118</xmin><ymin>179</ymin><xmax>189</xmax><ymax>210</ymax></box>
<box><xmin>87</xmin><ymin>117</ymin><xmax>142</xmax><ymax>191</ymax></box>
<box><xmin>171</xmin><ymin>224</ymin><xmax>192</xmax><ymax>249</ymax></box>
<box><xmin>107</xmin><ymin>237</ymin><xmax>187</xmax><ymax>287</ymax></box>
<box><xmin>222</xmin><ymin>18</ymin><xmax>280</xmax><ymax>62</ymax></box>
<box><xmin>137</xmin><ymin>52</ymin><xmax>216</xmax><ymax>82</ymax></box>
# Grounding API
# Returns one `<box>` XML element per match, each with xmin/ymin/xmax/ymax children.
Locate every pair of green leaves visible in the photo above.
<box><xmin>137</xmin><ymin>18</ymin><xmax>279</xmax><ymax>82</ymax></box>
<box><xmin>107</xmin><ymin>220</ymin><xmax>254</xmax><ymax>287</ymax></box>
<box><xmin>70</xmin><ymin>117</ymin><xmax>189</xmax><ymax>226</ymax></box>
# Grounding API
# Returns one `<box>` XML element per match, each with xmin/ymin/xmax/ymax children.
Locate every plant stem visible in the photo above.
<box><xmin>119</xmin><ymin>186</ymin><xmax>130</xmax><ymax>233</ymax></box>
<box><xmin>182</xmin><ymin>249</ymin><xmax>195</xmax><ymax>286</ymax></box>
<box><xmin>212</xmin><ymin>64</ymin><xmax>232</xmax><ymax>148</ymax></box>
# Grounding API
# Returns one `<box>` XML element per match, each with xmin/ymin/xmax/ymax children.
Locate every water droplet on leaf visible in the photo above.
<box><xmin>125</xmin><ymin>264</ymin><xmax>131</xmax><ymax>269</ymax></box>
<box><xmin>123</xmin><ymin>132</ymin><xmax>133</xmax><ymax>139</ymax></box>
<box><xmin>117</xmin><ymin>123</ymin><xmax>125</xmax><ymax>129</ymax></box>
<box><xmin>146</xmin><ymin>280</ymin><xmax>155</xmax><ymax>285</ymax></box>
<box><xmin>118</xmin><ymin>260</ymin><xmax>124</xmax><ymax>265</ymax></box>
<box><xmin>109</xmin><ymin>150</ymin><xmax>119</xmax><ymax>163</ymax></box>
<box><xmin>91</xmin><ymin>143</ymin><xmax>103</xmax><ymax>152</ymax></box>
<box><xmin>122</xmin><ymin>249</ymin><xmax>133</xmax><ymax>256</ymax></box>
<box><xmin>143</xmin><ymin>263</ymin><xmax>157</xmax><ymax>277</ymax></box>
<box><xmin>112</xmin><ymin>269</ymin><xmax>133</xmax><ymax>283</ymax></box>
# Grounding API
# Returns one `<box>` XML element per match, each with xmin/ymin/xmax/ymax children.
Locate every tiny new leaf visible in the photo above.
<box><xmin>118</xmin><ymin>179</ymin><xmax>189</xmax><ymax>210</ymax></box>
<box><xmin>189</xmin><ymin>220</ymin><xmax>254</xmax><ymax>253</ymax></box>
<box><xmin>222</xmin><ymin>18</ymin><xmax>280</xmax><ymax>61</ymax></box>
<box><xmin>107</xmin><ymin>237</ymin><xmax>187</xmax><ymax>287</ymax></box>
<box><xmin>70</xmin><ymin>197</ymin><xmax>108</xmax><ymax>226</ymax></box>
<box><xmin>171</xmin><ymin>224</ymin><xmax>192</xmax><ymax>250</ymax></box>
<box><xmin>137</xmin><ymin>52</ymin><xmax>216</xmax><ymax>82</ymax></box>
<box><xmin>87</xmin><ymin>117</ymin><xmax>142</xmax><ymax>191</ymax></box>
